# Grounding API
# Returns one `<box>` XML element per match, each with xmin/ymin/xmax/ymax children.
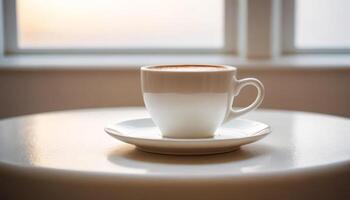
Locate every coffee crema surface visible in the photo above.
<box><xmin>149</xmin><ymin>66</ymin><xmax>228</xmax><ymax>72</ymax></box>
<box><xmin>142</xmin><ymin>65</ymin><xmax>236</xmax><ymax>93</ymax></box>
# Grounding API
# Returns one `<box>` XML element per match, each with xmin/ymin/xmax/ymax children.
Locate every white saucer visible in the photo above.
<box><xmin>105</xmin><ymin>118</ymin><xmax>271</xmax><ymax>155</ymax></box>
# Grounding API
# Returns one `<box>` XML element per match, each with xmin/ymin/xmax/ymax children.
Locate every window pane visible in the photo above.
<box><xmin>17</xmin><ymin>0</ymin><xmax>224</xmax><ymax>49</ymax></box>
<box><xmin>295</xmin><ymin>0</ymin><xmax>350</xmax><ymax>49</ymax></box>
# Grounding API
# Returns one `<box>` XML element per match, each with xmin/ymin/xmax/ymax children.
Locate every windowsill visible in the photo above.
<box><xmin>0</xmin><ymin>54</ymin><xmax>350</xmax><ymax>71</ymax></box>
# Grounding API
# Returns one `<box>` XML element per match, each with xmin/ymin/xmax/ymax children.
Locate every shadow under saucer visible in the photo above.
<box><xmin>107</xmin><ymin>143</ymin><xmax>273</xmax><ymax>166</ymax></box>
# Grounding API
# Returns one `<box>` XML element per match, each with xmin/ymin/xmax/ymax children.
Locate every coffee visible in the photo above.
<box><xmin>149</xmin><ymin>65</ymin><xmax>227</xmax><ymax>72</ymax></box>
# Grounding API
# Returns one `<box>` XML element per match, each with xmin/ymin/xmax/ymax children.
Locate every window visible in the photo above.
<box><xmin>4</xmin><ymin>0</ymin><xmax>237</xmax><ymax>54</ymax></box>
<box><xmin>2</xmin><ymin>0</ymin><xmax>350</xmax><ymax>56</ymax></box>
<box><xmin>283</xmin><ymin>0</ymin><xmax>350</xmax><ymax>53</ymax></box>
<box><xmin>18</xmin><ymin>0</ymin><xmax>224</xmax><ymax>49</ymax></box>
<box><xmin>295</xmin><ymin>0</ymin><xmax>350</xmax><ymax>49</ymax></box>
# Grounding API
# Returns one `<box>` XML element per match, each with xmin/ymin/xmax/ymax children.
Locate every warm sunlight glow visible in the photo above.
<box><xmin>17</xmin><ymin>0</ymin><xmax>224</xmax><ymax>49</ymax></box>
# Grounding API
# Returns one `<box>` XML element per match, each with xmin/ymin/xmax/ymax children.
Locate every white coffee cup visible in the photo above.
<box><xmin>141</xmin><ymin>64</ymin><xmax>264</xmax><ymax>139</ymax></box>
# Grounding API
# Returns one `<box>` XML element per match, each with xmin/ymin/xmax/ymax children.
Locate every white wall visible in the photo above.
<box><xmin>0</xmin><ymin>67</ymin><xmax>349</xmax><ymax>118</ymax></box>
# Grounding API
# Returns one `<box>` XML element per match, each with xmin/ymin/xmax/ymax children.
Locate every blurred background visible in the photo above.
<box><xmin>0</xmin><ymin>0</ymin><xmax>349</xmax><ymax>118</ymax></box>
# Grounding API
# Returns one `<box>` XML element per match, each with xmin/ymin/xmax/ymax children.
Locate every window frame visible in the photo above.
<box><xmin>2</xmin><ymin>0</ymin><xmax>238</xmax><ymax>55</ymax></box>
<box><xmin>282</xmin><ymin>0</ymin><xmax>350</xmax><ymax>54</ymax></box>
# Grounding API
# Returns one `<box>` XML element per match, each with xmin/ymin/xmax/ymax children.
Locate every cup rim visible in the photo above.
<box><xmin>141</xmin><ymin>64</ymin><xmax>236</xmax><ymax>73</ymax></box>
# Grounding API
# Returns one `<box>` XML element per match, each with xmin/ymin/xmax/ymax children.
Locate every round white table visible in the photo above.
<box><xmin>0</xmin><ymin>107</ymin><xmax>349</xmax><ymax>200</ymax></box>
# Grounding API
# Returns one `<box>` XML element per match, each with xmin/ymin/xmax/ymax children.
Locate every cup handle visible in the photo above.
<box><xmin>224</xmin><ymin>78</ymin><xmax>265</xmax><ymax>123</ymax></box>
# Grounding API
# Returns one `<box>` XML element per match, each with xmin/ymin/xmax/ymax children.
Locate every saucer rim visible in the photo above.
<box><xmin>104</xmin><ymin>118</ymin><xmax>271</xmax><ymax>143</ymax></box>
